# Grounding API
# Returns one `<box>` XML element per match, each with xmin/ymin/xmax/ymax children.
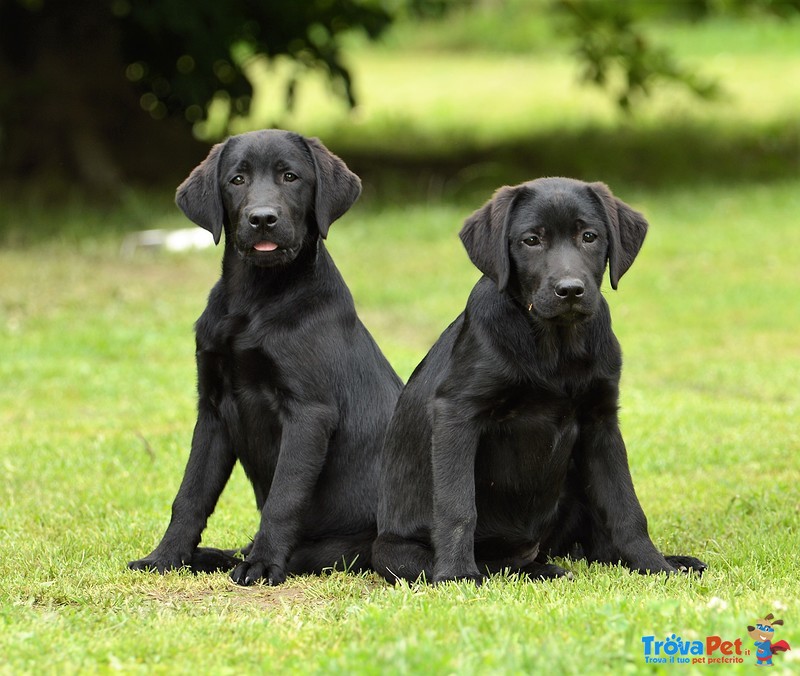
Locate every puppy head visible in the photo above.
<box><xmin>175</xmin><ymin>129</ymin><xmax>361</xmax><ymax>267</ymax></box>
<box><xmin>459</xmin><ymin>177</ymin><xmax>648</xmax><ymax>324</ymax></box>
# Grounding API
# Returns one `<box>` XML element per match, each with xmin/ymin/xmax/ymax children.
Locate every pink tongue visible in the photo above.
<box><xmin>254</xmin><ymin>241</ymin><xmax>278</xmax><ymax>252</ymax></box>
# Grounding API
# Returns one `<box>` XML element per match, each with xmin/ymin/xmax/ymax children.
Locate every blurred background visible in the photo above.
<box><xmin>1</xmin><ymin>0</ymin><xmax>798</xmax><ymax>445</ymax></box>
<box><xmin>1</xmin><ymin>0</ymin><xmax>798</xmax><ymax>204</ymax></box>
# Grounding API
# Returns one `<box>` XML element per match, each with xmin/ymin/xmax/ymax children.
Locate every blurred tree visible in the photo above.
<box><xmin>0</xmin><ymin>0</ymin><xmax>396</xmax><ymax>190</ymax></box>
<box><xmin>556</xmin><ymin>0</ymin><xmax>799</xmax><ymax>113</ymax></box>
<box><xmin>559</xmin><ymin>0</ymin><xmax>719</xmax><ymax>113</ymax></box>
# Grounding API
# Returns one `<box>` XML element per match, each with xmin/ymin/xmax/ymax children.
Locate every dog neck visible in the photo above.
<box><xmin>221</xmin><ymin>235</ymin><xmax>330</xmax><ymax>306</ymax></box>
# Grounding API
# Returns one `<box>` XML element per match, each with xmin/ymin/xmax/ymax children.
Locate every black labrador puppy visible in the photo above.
<box><xmin>372</xmin><ymin>177</ymin><xmax>706</xmax><ymax>583</ymax></box>
<box><xmin>129</xmin><ymin>129</ymin><xmax>402</xmax><ymax>586</ymax></box>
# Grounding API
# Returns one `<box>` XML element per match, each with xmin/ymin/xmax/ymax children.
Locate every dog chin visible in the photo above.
<box><xmin>531</xmin><ymin>304</ymin><xmax>593</xmax><ymax>325</ymax></box>
<box><xmin>550</xmin><ymin>310</ymin><xmax>592</xmax><ymax>325</ymax></box>
<box><xmin>237</xmin><ymin>246</ymin><xmax>297</xmax><ymax>267</ymax></box>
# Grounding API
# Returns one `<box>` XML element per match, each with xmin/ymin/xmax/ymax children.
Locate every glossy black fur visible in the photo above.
<box><xmin>129</xmin><ymin>130</ymin><xmax>402</xmax><ymax>586</ymax></box>
<box><xmin>372</xmin><ymin>177</ymin><xmax>706</xmax><ymax>584</ymax></box>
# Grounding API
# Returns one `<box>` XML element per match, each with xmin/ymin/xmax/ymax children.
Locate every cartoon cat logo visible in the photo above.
<box><xmin>747</xmin><ymin>613</ymin><xmax>791</xmax><ymax>666</ymax></box>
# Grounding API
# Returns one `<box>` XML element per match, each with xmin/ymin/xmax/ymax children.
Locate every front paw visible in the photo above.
<box><xmin>665</xmin><ymin>555</ymin><xmax>707</xmax><ymax>576</ymax></box>
<box><xmin>230</xmin><ymin>559</ymin><xmax>287</xmax><ymax>586</ymax></box>
<box><xmin>128</xmin><ymin>550</ymin><xmax>189</xmax><ymax>574</ymax></box>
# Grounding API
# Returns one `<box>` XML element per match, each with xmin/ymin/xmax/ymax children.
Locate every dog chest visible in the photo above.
<box><xmin>477</xmin><ymin>403</ymin><xmax>578</xmax><ymax>487</ymax></box>
<box><xmin>472</xmin><ymin>407</ymin><xmax>578</xmax><ymax>541</ymax></box>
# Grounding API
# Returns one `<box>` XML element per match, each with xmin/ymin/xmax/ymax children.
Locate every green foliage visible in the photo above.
<box><xmin>2</xmin><ymin>0</ymin><xmax>798</xmax><ymax>189</ymax></box>
<box><xmin>0</xmin><ymin>0</ymin><xmax>397</xmax><ymax>176</ymax></box>
<box><xmin>382</xmin><ymin>0</ymin><xmax>799</xmax><ymax>114</ymax></box>
<box><xmin>118</xmin><ymin>0</ymin><xmax>392</xmax><ymax>118</ymax></box>
<box><xmin>559</xmin><ymin>0</ymin><xmax>721</xmax><ymax>112</ymax></box>
<box><xmin>553</xmin><ymin>0</ymin><xmax>799</xmax><ymax>112</ymax></box>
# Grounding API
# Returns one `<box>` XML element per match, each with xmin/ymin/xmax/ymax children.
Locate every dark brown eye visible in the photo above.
<box><xmin>582</xmin><ymin>231</ymin><xmax>598</xmax><ymax>243</ymax></box>
<box><xmin>283</xmin><ymin>172</ymin><xmax>297</xmax><ymax>182</ymax></box>
<box><xmin>523</xmin><ymin>235</ymin><xmax>541</xmax><ymax>247</ymax></box>
<box><xmin>230</xmin><ymin>175</ymin><xmax>245</xmax><ymax>185</ymax></box>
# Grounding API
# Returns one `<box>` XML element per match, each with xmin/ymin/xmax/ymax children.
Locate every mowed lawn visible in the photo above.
<box><xmin>1</xmin><ymin>14</ymin><xmax>799</xmax><ymax>675</ymax></box>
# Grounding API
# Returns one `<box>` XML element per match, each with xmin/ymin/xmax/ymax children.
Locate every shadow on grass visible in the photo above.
<box><xmin>0</xmin><ymin>116</ymin><xmax>796</xmax><ymax>245</ymax></box>
<box><xmin>340</xmin><ymin>117</ymin><xmax>799</xmax><ymax>204</ymax></box>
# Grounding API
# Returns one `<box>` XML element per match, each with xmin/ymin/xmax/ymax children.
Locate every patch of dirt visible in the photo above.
<box><xmin>144</xmin><ymin>582</ymin><xmax>311</xmax><ymax>611</ymax></box>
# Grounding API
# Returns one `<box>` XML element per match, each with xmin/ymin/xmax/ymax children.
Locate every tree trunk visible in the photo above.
<box><xmin>0</xmin><ymin>0</ymin><xmax>206</xmax><ymax>194</ymax></box>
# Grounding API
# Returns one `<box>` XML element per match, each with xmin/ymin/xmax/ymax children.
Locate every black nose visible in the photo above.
<box><xmin>248</xmin><ymin>207</ymin><xmax>279</xmax><ymax>229</ymax></box>
<box><xmin>554</xmin><ymin>278</ymin><xmax>585</xmax><ymax>299</ymax></box>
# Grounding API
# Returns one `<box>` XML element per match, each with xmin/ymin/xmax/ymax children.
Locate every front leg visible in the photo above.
<box><xmin>230</xmin><ymin>403</ymin><xmax>337</xmax><ymax>586</ymax></box>
<box><xmin>576</xmin><ymin>408</ymin><xmax>702</xmax><ymax>575</ymax></box>
<box><xmin>430</xmin><ymin>397</ymin><xmax>484</xmax><ymax>584</ymax></box>
<box><xmin>128</xmin><ymin>403</ymin><xmax>236</xmax><ymax>573</ymax></box>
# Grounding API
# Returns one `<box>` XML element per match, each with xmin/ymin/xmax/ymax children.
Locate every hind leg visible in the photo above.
<box><xmin>518</xmin><ymin>560</ymin><xmax>572</xmax><ymax>581</ymax></box>
<box><xmin>189</xmin><ymin>547</ymin><xmax>241</xmax><ymax>573</ymax></box>
<box><xmin>372</xmin><ymin>533</ymin><xmax>433</xmax><ymax>583</ymax></box>
<box><xmin>288</xmin><ymin>529</ymin><xmax>377</xmax><ymax>576</ymax></box>
<box><xmin>188</xmin><ymin>541</ymin><xmax>253</xmax><ymax>574</ymax></box>
<box><xmin>480</xmin><ymin>543</ymin><xmax>571</xmax><ymax>581</ymax></box>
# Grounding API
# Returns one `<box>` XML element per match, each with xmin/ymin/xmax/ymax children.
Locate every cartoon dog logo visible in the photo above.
<box><xmin>747</xmin><ymin>613</ymin><xmax>791</xmax><ymax>666</ymax></box>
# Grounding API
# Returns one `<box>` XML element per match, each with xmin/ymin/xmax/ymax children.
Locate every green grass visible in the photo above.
<box><xmin>2</xmin><ymin>10</ymin><xmax>800</xmax><ymax>675</ymax></box>
<box><xmin>2</xmin><ymin>178</ymin><xmax>799</xmax><ymax>673</ymax></box>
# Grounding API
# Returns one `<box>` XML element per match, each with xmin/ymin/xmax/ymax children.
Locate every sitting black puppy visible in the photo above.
<box><xmin>372</xmin><ymin>177</ymin><xmax>706</xmax><ymax>583</ymax></box>
<box><xmin>129</xmin><ymin>129</ymin><xmax>402</xmax><ymax>586</ymax></box>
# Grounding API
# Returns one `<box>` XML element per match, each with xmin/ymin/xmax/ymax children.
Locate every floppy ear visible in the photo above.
<box><xmin>175</xmin><ymin>141</ymin><xmax>227</xmax><ymax>245</ymax></box>
<box><xmin>588</xmin><ymin>182</ymin><xmax>649</xmax><ymax>290</ymax></box>
<box><xmin>459</xmin><ymin>185</ymin><xmax>522</xmax><ymax>292</ymax></box>
<box><xmin>302</xmin><ymin>137</ymin><xmax>362</xmax><ymax>238</ymax></box>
